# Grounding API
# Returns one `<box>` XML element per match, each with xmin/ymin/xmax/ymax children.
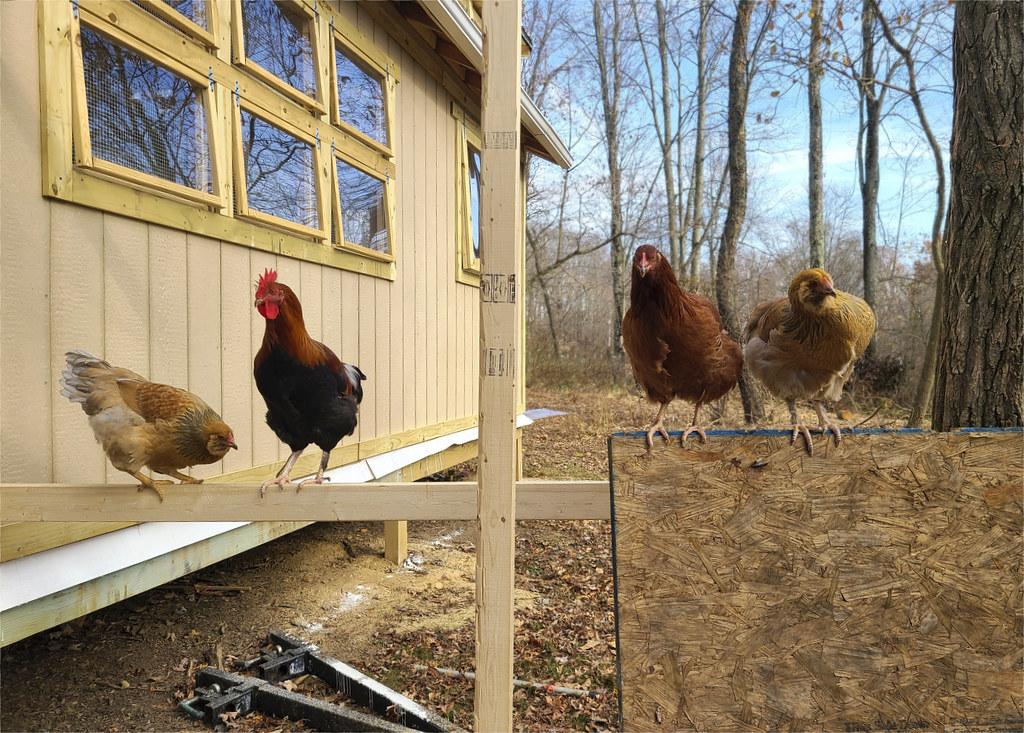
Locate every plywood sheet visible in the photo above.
<box><xmin>609</xmin><ymin>430</ymin><xmax>1023</xmax><ymax>732</ymax></box>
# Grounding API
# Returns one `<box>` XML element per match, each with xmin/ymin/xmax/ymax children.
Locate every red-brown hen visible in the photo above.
<box><xmin>622</xmin><ymin>245</ymin><xmax>743</xmax><ymax>447</ymax></box>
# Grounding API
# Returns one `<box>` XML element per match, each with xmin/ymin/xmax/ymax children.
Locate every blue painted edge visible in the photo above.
<box><xmin>611</xmin><ymin>426</ymin><xmax>1022</xmax><ymax>439</ymax></box>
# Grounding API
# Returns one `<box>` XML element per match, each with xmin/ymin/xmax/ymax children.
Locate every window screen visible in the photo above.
<box><xmin>240</xmin><ymin>109</ymin><xmax>319</xmax><ymax>229</ymax></box>
<box><xmin>467</xmin><ymin>144</ymin><xmax>482</xmax><ymax>260</ymax></box>
<box><xmin>335</xmin><ymin>45</ymin><xmax>387</xmax><ymax>146</ymax></box>
<box><xmin>133</xmin><ymin>0</ymin><xmax>210</xmax><ymax>31</ymax></box>
<box><xmin>80</xmin><ymin>25</ymin><xmax>212</xmax><ymax>193</ymax></box>
<box><xmin>337</xmin><ymin>160</ymin><xmax>389</xmax><ymax>252</ymax></box>
<box><xmin>241</xmin><ymin>0</ymin><xmax>317</xmax><ymax>100</ymax></box>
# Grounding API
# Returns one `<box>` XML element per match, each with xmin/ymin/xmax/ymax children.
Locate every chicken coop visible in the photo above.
<box><xmin>0</xmin><ymin>0</ymin><xmax>569</xmax><ymax>657</ymax></box>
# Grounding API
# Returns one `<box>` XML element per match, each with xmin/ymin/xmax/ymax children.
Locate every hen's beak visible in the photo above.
<box><xmin>637</xmin><ymin>257</ymin><xmax>650</xmax><ymax>277</ymax></box>
<box><xmin>254</xmin><ymin>296</ymin><xmax>264</xmax><ymax>307</ymax></box>
<box><xmin>228</xmin><ymin>440</ymin><xmax>238</xmax><ymax>450</ymax></box>
<box><xmin>823</xmin><ymin>283</ymin><xmax>836</xmax><ymax>297</ymax></box>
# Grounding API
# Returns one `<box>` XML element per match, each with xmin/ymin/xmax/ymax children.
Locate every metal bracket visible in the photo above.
<box><xmin>71</xmin><ymin>0</ymin><xmax>78</xmax><ymax>19</ymax></box>
<box><xmin>233</xmin><ymin>81</ymin><xmax>240</xmax><ymax>107</ymax></box>
<box><xmin>312</xmin><ymin>0</ymin><xmax>318</xmax><ymax>21</ymax></box>
<box><xmin>315</xmin><ymin>129</ymin><xmax>321</xmax><ymax>150</ymax></box>
<box><xmin>178</xmin><ymin>678</ymin><xmax>259</xmax><ymax>724</ymax></box>
<box><xmin>207</xmin><ymin>66</ymin><xmax>215</xmax><ymax>93</ymax></box>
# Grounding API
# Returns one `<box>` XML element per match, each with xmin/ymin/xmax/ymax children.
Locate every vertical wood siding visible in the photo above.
<box><xmin>0</xmin><ymin>1</ymin><xmax>482</xmax><ymax>483</ymax></box>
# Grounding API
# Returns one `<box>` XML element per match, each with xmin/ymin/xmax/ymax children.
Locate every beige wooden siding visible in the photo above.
<box><xmin>0</xmin><ymin>0</ymin><xmax>483</xmax><ymax>485</ymax></box>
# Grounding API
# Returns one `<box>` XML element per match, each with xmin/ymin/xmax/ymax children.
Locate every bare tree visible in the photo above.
<box><xmin>932</xmin><ymin>0</ymin><xmax>1022</xmax><ymax>430</ymax></box>
<box><xmin>592</xmin><ymin>0</ymin><xmax>629</xmax><ymax>357</ymax></box>
<box><xmin>687</xmin><ymin>0</ymin><xmax>712</xmax><ymax>288</ymax></box>
<box><xmin>870</xmin><ymin>1</ymin><xmax>948</xmax><ymax>427</ymax></box>
<box><xmin>717</xmin><ymin>0</ymin><xmax>770</xmax><ymax>423</ymax></box>
<box><xmin>807</xmin><ymin>0</ymin><xmax>825</xmax><ymax>268</ymax></box>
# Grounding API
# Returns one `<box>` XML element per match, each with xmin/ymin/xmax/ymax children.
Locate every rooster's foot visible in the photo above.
<box><xmin>297</xmin><ymin>474</ymin><xmax>324</xmax><ymax>491</ymax></box>
<box><xmin>789</xmin><ymin>424</ymin><xmax>814</xmax><ymax>456</ymax></box>
<box><xmin>813</xmin><ymin>421</ymin><xmax>843</xmax><ymax>446</ymax></box>
<box><xmin>134</xmin><ymin>477</ymin><xmax>169</xmax><ymax>502</ymax></box>
<box><xmin>644</xmin><ymin>420</ymin><xmax>671</xmax><ymax>449</ymax></box>
<box><xmin>681</xmin><ymin>425</ymin><xmax>707</xmax><ymax>445</ymax></box>
<box><xmin>260</xmin><ymin>475</ymin><xmax>292</xmax><ymax>498</ymax></box>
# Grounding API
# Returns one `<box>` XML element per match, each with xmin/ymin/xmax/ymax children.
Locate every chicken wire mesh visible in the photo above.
<box><xmin>242</xmin><ymin>0</ymin><xmax>317</xmax><ymax>100</ymax></box>
<box><xmin>81</xmin><ymin>24</ymin><xmax>212</xmax><ymax>193</ymax></box>
<box><xmin>335</xmin><ymin>45</ymin><xmax>387</xmax><ymax>146</ymax></box>
<box><xmin>240</xmin><ymin>109</ymin><xmax>319</xmax><ymax>229</ymax></box>
<box><xmin>336</xmin><ymin>159</ymin><xmax>388</xmax><ymax>252</ymax></box>
<box><xmin>131</xmin><ymin>0</ymin><xmax>210</xmax><ymax>32</ymax></box>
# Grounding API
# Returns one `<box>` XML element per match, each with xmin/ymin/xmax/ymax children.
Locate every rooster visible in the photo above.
<box><xmin>60</xmin><ymin>350</ymin><xmax>237</xmax><ymax>500</ymax></box>
<box><xmin>254</xmin><ymin>269</ymin><xmax>365</xmax><ymax>496</ymax></box>
<box><xmin>622</xmin><ymin>245</ymin><xmax>743</xmax><ymax>447</ymax></box>
<box><xmin>744</xmin><ymin>268</ymin><xmax>876</xmax><ymax>455</ymax></box>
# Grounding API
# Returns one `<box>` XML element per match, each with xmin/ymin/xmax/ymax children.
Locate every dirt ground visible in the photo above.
<box><xmin>0</xmin><ymin>386</ymin><xmax>897</xmax><ymax>732</ymax></box>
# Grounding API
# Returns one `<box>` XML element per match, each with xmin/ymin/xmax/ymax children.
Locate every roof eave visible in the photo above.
<box><xmin>418</xmin><ymin>0</ymin><xmax>573</xmax><ymax>169</ymax></box>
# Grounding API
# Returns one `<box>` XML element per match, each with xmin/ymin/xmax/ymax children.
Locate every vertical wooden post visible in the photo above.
<box><xmin>476</xmin><ymin>1</ymin><xmax>522</xmax><ymax>730</ymax></box>
<box><xmin>383</xmin><ymin>520</ymin><xmax>408</xmax><ymax>564</ymax></box>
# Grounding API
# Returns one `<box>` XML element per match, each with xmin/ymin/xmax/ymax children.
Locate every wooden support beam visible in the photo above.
<box><xmin>0</xmin><ymin>481</ymin><xmax>609</xmax><ymax>522</ymax></box>
<box><xmin>476</xmin><ymin>2</ymin><xmax>522</xmax><ymax>730</ymax></box>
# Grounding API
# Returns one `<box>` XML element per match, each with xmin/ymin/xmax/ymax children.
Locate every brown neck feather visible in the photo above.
<box><xmin>262</xmin><ymin>296</ymin><xmax>323</xmax><ymax>367</ymax></box>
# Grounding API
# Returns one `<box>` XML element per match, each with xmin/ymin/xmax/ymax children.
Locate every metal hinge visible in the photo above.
<box><xmin>208</xmin><ymin>67</ymin><xmax>215</xmax><ymax>93</ymax></box>
<box><xmin>233</xmin><ymin>81</ymin><xmax>240</xmax><ymax>107</ymax></box>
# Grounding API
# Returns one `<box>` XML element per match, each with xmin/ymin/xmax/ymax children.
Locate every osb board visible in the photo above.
<box><xmin>609</xmin><ymin>430</ymin><xmax>1023</xmax><ymax>732</ymax></box>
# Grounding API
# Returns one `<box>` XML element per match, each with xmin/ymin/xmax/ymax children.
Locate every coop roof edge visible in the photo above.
<box><xmin>417</xmin><ymin>0</ymin><xmax>573</xmax><ymax>169</ymax></box>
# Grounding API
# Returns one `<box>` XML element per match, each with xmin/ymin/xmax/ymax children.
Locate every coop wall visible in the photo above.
<box><xmin>0</xmin><ymin>0</ymin><xmax>492</xmax><ymax>488</ymax></box>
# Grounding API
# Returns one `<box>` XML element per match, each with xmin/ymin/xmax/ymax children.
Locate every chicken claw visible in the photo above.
<box><xmin>681</xmin><ymin>426</ymin><xmax>707</xmax><ymax>445</ymax></box>
<box><xmin>133</xmin><ymin>473</ymin><xmax>170</xmax><ymax>502</ymax></box>
<box><xmin>789</xmin><ymin>424</ymin><xmax>814</xmax><ymax>455</ymax></box>
<box><xmin>259</xmin><ymin>475</ymin><xmax>292</xmax><ymax>498</ymax></box>
<box><xmin>813</xmin><ymin>401</ymin><xmax>843</xmax><ymax>446</ymax></box>
<box><xmin>297</xmin><ymin>474</ymin><xmax>324</xmax><ymax>491</ymax></box>
<box><xmin>645</xmin><ymin>420</ymin><xmax>671</xmax><ymax>449</ymax></box>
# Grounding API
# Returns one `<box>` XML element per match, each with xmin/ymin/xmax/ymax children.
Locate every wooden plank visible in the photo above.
<box><xmin>0</xmin><ymin>522</ymin><xmax>136</xmax><ymax>563</ymax></box>
<box><xmin>357</xmin><ymin>268</ymin><xmax>377</xmax><ymax>439</ymax></box>
<box><xmin>609</xmin><ymin>431</ymin><xmax>1023</xmax><ymax>731</ymax></box>
<box><xmin>475</xmin><ymin>2</ymin><xmax>522</xmax><ymax>729</ymax></box>
<box><xmin>339</xmin><ymin>270</ymin><xmax>362</xmax><ymax>444</ymax></box>
<box><xmin>383</xmin><ymin>520</ymin><xmax>408</xmax><ymax>565</ymax></box>
<box><xmin>185</xmin><ymin>233</ymin><xmax>224</xmax><ymax>480</ymax></box>
<box><xmin>50</xmin><ymin>203</ymin><xmax>106</xmax><ymax>484</ymax></box>
<box><xmin>147</xmin><ymin>226</ymin><xmax>189</xmax><ymax>387</ymax></box>
<box><xmin>219</xmin><ymin>243</ymin><xmax>253</xmax><ymax>473</ymax></box>
<box><xmin>1</xmin><ymin>0</ymin><xmax>53</xmax><ymax>483</ymax></box>
<box><xmin>0</xmin><ymin>480</ymin><xmax>608</xmax><ymax>522</ymax></box>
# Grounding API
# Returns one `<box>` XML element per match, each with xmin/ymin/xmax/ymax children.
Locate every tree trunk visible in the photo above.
<box><xmin>807</xmin><ymin>0</ymin><xmax>825</xmax><ymax>268</ymax></box>
<box><xmin>932</xmin><ymin>1</ymin><xmax>1023</xmax><ymax>430</ymax></box>
<box><xmin>717</xmin><ymin>0</ymin><xmax>764</xmax><ymax>423</ymax></box>
<box><xmin>592</xmin><ymin>0</ymin><xmax>627</xmax><ymax>357</ymax></box>
<box><xmin>859</xmin><ymin>0</ymin><xmax>880</xmax><ymax>358</ymax></box>
<box><xmin>688</xmin><ymin>0</ymin><xmax>710</xmax><ymax>289</ymax></box>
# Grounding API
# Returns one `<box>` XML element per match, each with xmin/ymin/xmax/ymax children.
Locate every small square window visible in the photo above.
<box><xmin>133</xmin><ymin>0</ymin><xmax>211</xmax><ymax>33</ymax></box>
<box><xmin>336</xmin><ymin>159</ymin><xmax>389</xmax><ymax>253</ymax></box>
<box><xmin>239</xmin><ymin>109</ymin><xmax>319</xmax><ymax>231</ymax></box>
<box><xmin>240</xmin><ymin>0</ymin><xmax>318</xmax><ymax>102</ymax></box>
<box><xmin>80</xmin><ymin>25</ymin><xmax>212</xmax><ymax>194</ymax></box>
<box><xmin>335</xmin><ymin>45</ymin><xmax>387</xmax><ymax>147</ymax></box>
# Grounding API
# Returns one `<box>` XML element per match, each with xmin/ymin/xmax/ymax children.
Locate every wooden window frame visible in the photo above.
<box><xmin>328</xmin><ymin>14</ymin><xmax>399</xmax><ymax>158</ymax></box>
<box><xmin>71</xmin><ymin>11</ymin><xmax>224</xmax><ymax>209</ymax></box>
<box><xmin>231</xmin><ymin>0</ymin><xmax>326</xmax><ymax>115</ymax></box>
<box><xmin>41</xmin><ymin>0</ymin><xmax>398</xmax><ymax>280</ymax></box>
<box><xmin>454</xmin><ymin>105</ymin><xmax>482</xmax><ymax>285</ymax></box>
<box><xmin>134</xmin><ymin>0</ymin><xmax>219</xmax><ymax>49</ymax></box>
<box><xmin>232</xmin><ymin>102</ymin><xmax>329</xmax><ymax>241</ymax></box>
<box><xmin>331</xmin><ymin>149</ymin><xmax>396</xmax><ymax>263</ymax></box>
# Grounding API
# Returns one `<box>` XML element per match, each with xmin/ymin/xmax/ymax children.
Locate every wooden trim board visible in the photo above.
<box><xmin>0</xmin><ymin>480</ymin><xmax>610</xmax><ymax>523</ymax></box>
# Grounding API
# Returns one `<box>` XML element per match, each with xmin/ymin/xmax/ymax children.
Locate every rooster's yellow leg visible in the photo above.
<box><xmin>168</xmin><ymin>470</ymin><xmax>203</xmax><ymax>484</ymax></box>
<box><xmin>813</xmin><ymin>400</ymin><xmax>843</xmax><ymax>445</ymax></box>
<box><xmin>298</xmin><ymin>450</ymin><xmax>331</xmax><ymax>491</ymax></box>
<box><xmin>260</xmin><ymin>448</ymin><xmax>304</xmax><ymax>497</ymax></box>
<box><xmin>681</xmin><ymin>402</ymin><xmax>707</xmax><ymax>445</ymax></box>
<box><xmin>644</xmin><ymin>403</ymin><xmax>671</xmax><ymax>449</ymax></box>
<box><xmin>132</xmin><ymin>472</ymin><xmax>167</xmax><ymax>502</ymax></box>
<box><xmin>787</xmin><ymin>399</ymin><xmax>814</xmax><ymax>456</ymax></box>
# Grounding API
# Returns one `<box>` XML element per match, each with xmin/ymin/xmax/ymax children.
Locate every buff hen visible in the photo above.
<box><xmin>744</xmin><ymin>268</ymin><xmax>876</xmax><ymax>454</ymax></box>
<box><xmin>623</xmin><ymin>245</ymin><xmax>743</xmax><ymax>447</ymax></box>
<box><xmin>60</xmin><ymin>349</ymin><xmax>237</xmax><ymax>499</ymax></box>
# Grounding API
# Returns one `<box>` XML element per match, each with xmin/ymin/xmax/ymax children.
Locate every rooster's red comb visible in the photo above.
<box><xmin>255</xmin><ymin>268</ymin><xmax>278</xmax><ymax>295</ymax></box>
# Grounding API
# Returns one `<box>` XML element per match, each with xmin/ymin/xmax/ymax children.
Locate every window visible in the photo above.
<box><xmin>234</xmin><ymin>0</ymin><xmax>322</xmax><ymax>111</ymax></box>
<box><xmin>236</xmin><ymin>108</ymin><xmax>322</xmax><ymax>236</ymax></box>
<box><xmin>132</xmin><ymin>0</ymin><xmax>217</xmax><ymax>47</ymax></box>
<box><xmin>334</xmin><ymin>158</ymin><xmax>391</xmax><ymax>255</ymax></box>
<box><xmin>75</xmin><ymin>21</ymin><xmax>219</xmax><ymax>206</ymax></box>
<box><xmin>48</xmin><ymin>0</ymin><xmax>398</xmax><ymax>278</ymax></box>
<box><xmin>454</xmin><ymin>107</ymin><xmax>482</xmax><ymax>282</ymax></box>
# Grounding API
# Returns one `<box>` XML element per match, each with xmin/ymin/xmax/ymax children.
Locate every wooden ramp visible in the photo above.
<box><xmin>609</xmin><ymin>429</ymin><xmax>1023</xmax><ymax>732</ymax></box>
